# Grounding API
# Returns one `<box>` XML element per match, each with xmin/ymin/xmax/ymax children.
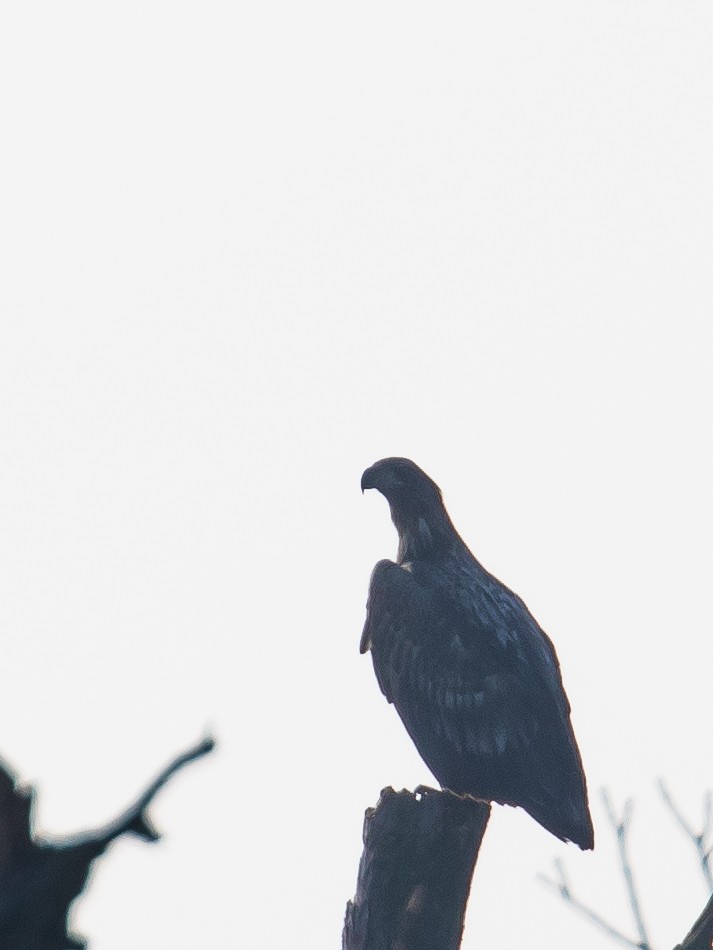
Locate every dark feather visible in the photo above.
<box><xmin>361</xmin><ymin>458</ymin><xmax>594</xmax><ymax>850</ymax></box>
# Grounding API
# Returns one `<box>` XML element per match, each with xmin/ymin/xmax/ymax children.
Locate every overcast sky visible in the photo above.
<box><xmin>1</xmin><ymin>3</ymin><xmax>712</xmax><ymax>949</ymax></box>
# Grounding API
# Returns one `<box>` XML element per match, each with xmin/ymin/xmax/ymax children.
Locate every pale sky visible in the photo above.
<box><xmin>1</xmin><ymin>3</ymin><xmax>712</xmax><ymax>949</ymax></box>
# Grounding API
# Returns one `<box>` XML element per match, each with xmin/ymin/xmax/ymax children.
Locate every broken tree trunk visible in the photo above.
<box><xmin>343</xmin><ymin>785</ymin><xmax>490</xmax><ymax>950</ymax></box>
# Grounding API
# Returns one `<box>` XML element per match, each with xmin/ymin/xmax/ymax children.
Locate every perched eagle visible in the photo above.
<box><xmin>360</xmin><ymin>457</ymin><xmax>594</xmax><ymax>850</ymax></box>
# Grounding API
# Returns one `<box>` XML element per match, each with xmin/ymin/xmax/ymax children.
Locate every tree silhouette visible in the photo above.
<box><xmin>0</xmin><ymin>735</ymin><xmax>214</xmax><ymax>950</ymax></box>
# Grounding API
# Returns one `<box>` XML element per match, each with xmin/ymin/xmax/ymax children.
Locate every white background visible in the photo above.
<box><xmin>1</xmin><ymin>3</ymin><xmax>712</xmax><ymax>949</ymax></box>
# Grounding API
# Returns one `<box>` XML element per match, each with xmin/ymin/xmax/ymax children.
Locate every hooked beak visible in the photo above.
<box><xmin>361</xmin><ymin>465</ymin><xmax>380</xmax><ymax>494</ymax></box>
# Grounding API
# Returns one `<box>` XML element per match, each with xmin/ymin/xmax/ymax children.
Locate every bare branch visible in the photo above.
<box><xmin>658</xmin><ymin>780</ymin><xmax>713</xmax><ymax>892</ymax></box>
<box><xmin>538</xmin><ymin>858</ymin><xmax>644</xmax><ymax>949</ymax></box>
<box><xmin>602</xmin><ymin>789</ymin><xmax>652</xmax><ymax>950</ymax></box>
<box><xmin>91</xmin><ymin>733</ymin><xmax>216</xmax><ymax>845</ymax></box>
<box><xmin>543</xmin><ymin>784</ymin><xmax>713</xmax><ymax>950</ymax></box>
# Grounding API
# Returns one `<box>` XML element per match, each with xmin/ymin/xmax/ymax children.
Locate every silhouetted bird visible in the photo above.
<box><xmin>360</xmin><ymin>457</ymin><xmax>594</xmax><ymax>849</ymax></box>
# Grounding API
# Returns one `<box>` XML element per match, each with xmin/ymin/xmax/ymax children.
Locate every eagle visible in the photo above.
<box><xmin>360</xmin><ymin>457</ymin><xmax>594</xmax><ymax>850</ymax></box>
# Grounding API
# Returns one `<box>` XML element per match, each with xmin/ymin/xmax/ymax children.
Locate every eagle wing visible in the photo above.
<box><xmin>361</xmin><ymin>558</ymin><xmax>592</xmax><ymax>846</ymax></box>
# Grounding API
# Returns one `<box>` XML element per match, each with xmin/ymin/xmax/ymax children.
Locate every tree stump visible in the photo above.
<box><xmin>343</xmin><ymin>786</ymin><xmax>490</xmax><ymax>950</ymax></box>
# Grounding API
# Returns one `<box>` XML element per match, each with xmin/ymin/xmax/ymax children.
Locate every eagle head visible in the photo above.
<box><xmin>361</xmin><ymin>458</ymin><xmax>453</xmax><ymax>560</ymax></box>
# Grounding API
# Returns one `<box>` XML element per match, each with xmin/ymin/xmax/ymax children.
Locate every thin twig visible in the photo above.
<box><xmin>538</xmin><ymin>858</ymin><xmax>645</xmax><ymax>949</ymax></box>
<box><xmin>601</xmin><ymin>790</ymin><xmax>652</xmax><ymax>950</ymax></box>
<box><xmin>658</xmin><ymin>780</ymin><xmax>713</xmax><ymax>892</ymax></box>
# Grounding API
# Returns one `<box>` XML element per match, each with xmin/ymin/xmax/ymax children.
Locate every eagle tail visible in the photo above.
<box><xmin>524</xmin><ymin>797</ymin><xmax>594</xmax><ymax>850</ymax></box>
